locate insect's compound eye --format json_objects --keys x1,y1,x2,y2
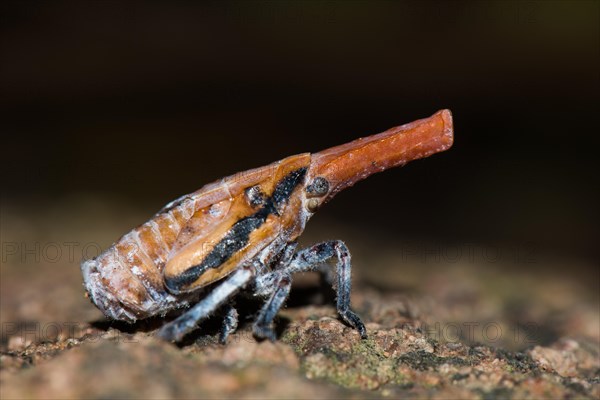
[
  {"x1": 305, "y1": 176, "x2": 330, "y2": 198},
  {"x1": 245, "y1": 185, "x2": 266, "y2": 207}
]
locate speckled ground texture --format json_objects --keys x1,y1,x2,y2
[{"x1": 1, "y1": 202, "x2": 598, "y2": 399}]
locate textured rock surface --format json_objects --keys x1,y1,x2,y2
[{"x1": 1, "y1": 205, "x2": 598, "y2": 399}]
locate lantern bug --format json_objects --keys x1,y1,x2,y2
[{"x1": 81, "y1": 110, "x2": 454, "y2": 342}]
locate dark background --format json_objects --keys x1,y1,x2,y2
[{"x1": 1, "y1": 1, "x2": 598, "y2": 266}]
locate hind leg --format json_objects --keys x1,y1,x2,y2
[
  {"x1": 157, "y1": 265, "x2": 254, "y2": 342},
  {"x1": 218, "y1": 304, "x2": 239, "y2": 344}
]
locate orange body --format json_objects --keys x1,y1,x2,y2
[{"x1": 81, "y1": 110, "x2": 453, "y2": 322}]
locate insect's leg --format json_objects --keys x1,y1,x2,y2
[
  {"x1": 252, "y1": 242, "x2": 297, "y2": 340},
  {"x1": 254, "y1": 242, "x2": 297, "y2": 297},
  {"x1": 271, "y1": 242, "x2": 298, "y2": 270},
  {"x1": 253, "y1": 273, "x2": 291, "y2": 341},
  {"x1": 156, "y1": 265, "x2": 254, "y2": 342},
  {"x1": 287, "y1": 240, "x2": 367, "y2": 339},
  {"x1": 219, "y1": 304, "x2": 239, "y2": 345}
]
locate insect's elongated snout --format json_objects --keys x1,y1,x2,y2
[{"x1": 308, "y1": 109, "x2": 453, "y2": 200}]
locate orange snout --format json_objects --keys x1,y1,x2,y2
[{"x1": 309, "y1": 109, "x2": 453, "y2": 200}]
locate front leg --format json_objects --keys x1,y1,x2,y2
[
  {"x1": 252, "y1": 240, "x2": 367, "y2": 341},
  {"x1": 252, "y1": 242, "x2": 296, "y2": 340},
  {"x1": 288, "y1": 240, "x2": 367, "y2": 338},
  {"x1": 253, "y1": 273, "x2": 291, "y2": 341}
]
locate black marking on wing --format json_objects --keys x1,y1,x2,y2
[
  {"x1": 271, "y1": 167, "x2": 307, "y2": 208},
  {"x1": 165, "y1": 167, "x2": 307, "y2": 293}
]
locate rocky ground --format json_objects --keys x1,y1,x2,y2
[{"x1": 1, "y1": 200, "x2": 598, "y2": 399}]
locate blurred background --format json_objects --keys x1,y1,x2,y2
[{"x1": 1, "y1": 1, "x2": 598, "y2": 330}]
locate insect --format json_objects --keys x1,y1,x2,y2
[{"x1": 81, "y1": 110, "x2": 454, "y2": 343}]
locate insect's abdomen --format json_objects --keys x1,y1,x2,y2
[{"x1": 81, "y1": 197, "x2": 198, "y2": 322}]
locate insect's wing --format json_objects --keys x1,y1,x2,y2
[{"x1": 163, "y1": 153, "x2": 311, "y2": 293}]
